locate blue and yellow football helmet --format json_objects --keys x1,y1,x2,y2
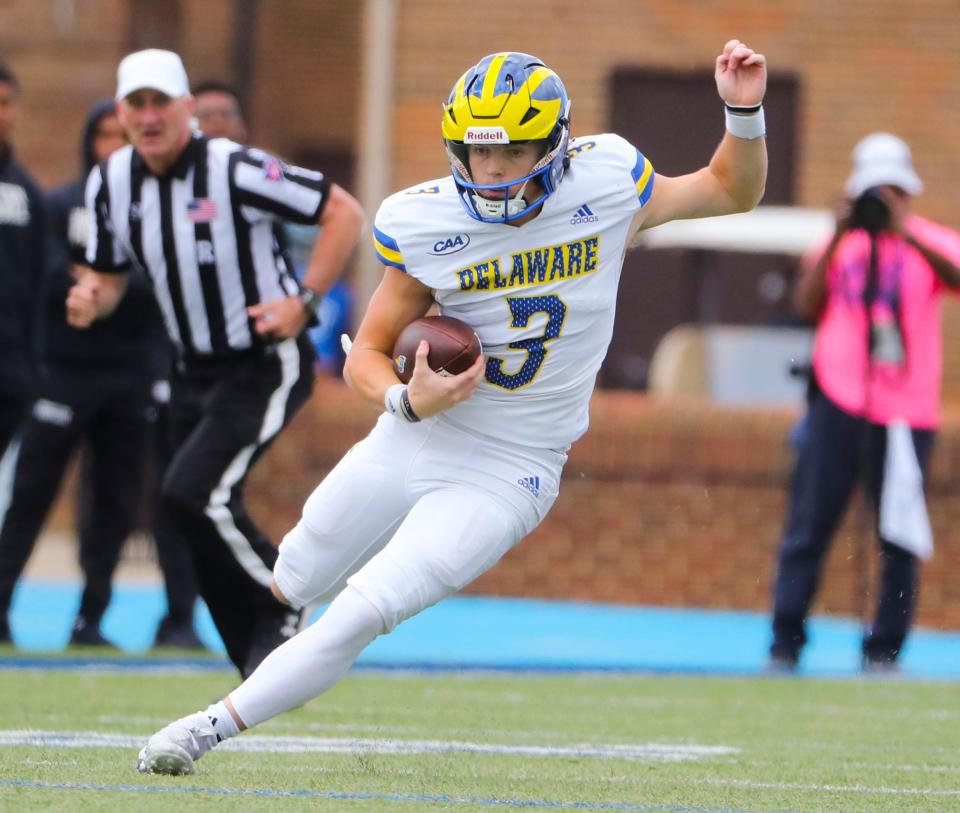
[{"x1": 442, "y1": 52, "x2": 571, "y2": 223}]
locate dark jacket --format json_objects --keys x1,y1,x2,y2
[
  {"x1": 40, "y1": 99, "x2": 167, "y2": 370},
  {"x1": 0, "y1": 141, "x2": 45, "y2": 399}
]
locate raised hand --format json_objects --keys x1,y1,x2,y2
[{"x1": 715, "y1": 39, "x2": 767, "y2": 107}]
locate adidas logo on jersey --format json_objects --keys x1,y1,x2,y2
[
  {"x1": 570, "y1": 203, "x2": 599, "y2": 224},
  {"x1": 517, "y1": 475, "x2": 541, "y2": 497}
]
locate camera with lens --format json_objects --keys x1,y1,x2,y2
[{"x1": 848, "y1": 187, "x2": 890, "y2": 233}]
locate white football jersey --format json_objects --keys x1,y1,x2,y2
[{"x1": 373, "y1": 132, "x2": 654, "y2": 449}]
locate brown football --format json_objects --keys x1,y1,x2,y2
[{"x1": 392, "y1": 315, "x2": 483, "y2": 384}]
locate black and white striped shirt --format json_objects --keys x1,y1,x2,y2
[{"x1": 85, "y1": 134, "x2": 327, "y2": 359}]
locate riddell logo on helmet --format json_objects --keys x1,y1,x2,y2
[{"x1": 464, "y1": 127, "x2": 509, "y2": 144}]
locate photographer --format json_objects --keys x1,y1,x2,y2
[{"x1": 768, "y1": 132, "x2": 960, "y2": 673}]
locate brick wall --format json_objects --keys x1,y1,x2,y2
[
  {"x1": 44, "y1": 378, "x2": 960, "y2": 629},
  {"x1": 6, "y1": 1, "x2": 960, "y2": 368},
  {"x1": 242, "y1": 381, "x2": 960, "y2": 631},
  {"x1": 4, "y1": 1, "x2": 960, "y2": 216},
  {"x1": 387, "y1": 0, "x2": 960, "y2": 224},
  {"x1": 0, "y1": 1, "x2": 360, "y2": 187},
  {"x1": 0, "y1": 0, "x2": 130, "y2": 186}
]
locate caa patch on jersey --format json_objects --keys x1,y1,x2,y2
[{"x1": 428, "y1": 233, "x2": 471, "y2": 256}]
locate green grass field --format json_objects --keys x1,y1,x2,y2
[{"x1": 0, "y1": 659, "x2": 957, "y2": 812}]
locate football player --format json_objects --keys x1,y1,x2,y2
[{"x1": 137, "y1": 39, "x2": 767, "y2": 775}]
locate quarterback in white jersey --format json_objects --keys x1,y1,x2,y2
[
  {"x1": 374, "y1": 132, "x2": 652, "y2": 448},
  {"x1": 137, "y1": 41, "x2": 768, "y2": 776}
]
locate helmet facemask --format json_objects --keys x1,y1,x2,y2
[
  {"x1": 442, "y1": 53, "x2": 571, "y2": 224},
  {"x1": 445, "y1": 129, "x2": 568, "y2": 223}
]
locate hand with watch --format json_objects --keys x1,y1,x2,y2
[
  {"x1": 246, "y1": 286, "x2": 324, "y2": 339},
  {"x1": 299, "y1": 286, "x2": 324, "y2": 328}
]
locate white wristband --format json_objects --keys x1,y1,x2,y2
[
  {"x1": 724, "y1": 105, "x2": 766, "y2": 140},
  {"x1": 384, "y1": 383, "x2": 420, "y2": 422}
]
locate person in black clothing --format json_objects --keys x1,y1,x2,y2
[
  {"x1": 147, "y1": 351, "x2": 206, "y2": 650},
  {"x1": 152, "y1": 78, "x2": 290, "y2": 650},
  {"x1": 0, "y1": 99, "x2": 168, "y2": 646},
  {"x1": 67, "y1": 50, "x2": 364, "y2": 677},
  {"x1": 0, "y1": 63, "x2": 45, "y2": 464},
  {"x1": 149, "y1": 79, "x2": 268, "y2": 651},
  {"x1": 148, "y1": 79, "x2": 253, "y2": 650}
]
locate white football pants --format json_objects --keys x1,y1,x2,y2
[
  {"x1": 274, "y1": 412, "x2": 565, "y2": 630},
  {"x1": 230, "y1": 413, "x2": 564, "y2": 728}
]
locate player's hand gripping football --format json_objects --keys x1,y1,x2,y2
[
  {"x1": 406, "y1": 340, "x2": 485, "y2": 419},
  {"x1": 715, "y1": 39, "x2": 766, "y2": 107}
]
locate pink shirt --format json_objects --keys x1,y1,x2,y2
[{"x1": 811, "y1": 215, "x2": 960, "y2": 429}]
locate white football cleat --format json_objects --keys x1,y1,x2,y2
[{"x1": 136, "y1": 711, "x2": 220, "y2": 775}]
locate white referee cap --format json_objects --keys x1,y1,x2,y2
[
  {"x1": 845, "y1": 132, "x2": 923, "y2": 198},
  {"x1": 116, "y1": 49, "x2": 190, "y2": 101}
]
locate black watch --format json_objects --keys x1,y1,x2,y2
[
  {"x1": 299, "y1": 286, "x2": 323, "y2": 328},
  {"x1": 300, "y1": 286, "x2": 323, "y2": 316}
]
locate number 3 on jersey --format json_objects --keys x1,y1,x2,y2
[{"x1": 485, "y1": 294, "x2": 567, "y2": 391}]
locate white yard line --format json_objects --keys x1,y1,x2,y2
[
  {"x1": 0, "y1": 729, "x2": 736, "y2": 763},
  {"x1": 747, "y1": 758, "x2": 960, "y2": 775},
  {"x1": 699, "y1": 777, "x2": 960, "y2": 797}
]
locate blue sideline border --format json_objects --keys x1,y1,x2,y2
[{"x1": 4, "y1": 580, "x2": 960, "y2": 678}]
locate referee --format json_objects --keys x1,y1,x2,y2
[{"x1": 66, "y1": 49, "x2": 364, "y2": 676}]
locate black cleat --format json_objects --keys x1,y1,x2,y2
[
  {"x1": 152, "y1": 616, "x2": 206, "y2": 650},
  {"x1": 68, "y1": 617, "x2": 117, "y2": 648},
  {"x1": 861, "y1": 653, "x2": 901, "y2": 677},
  {"x1": 763, "y1": 653, "x2": 799, "y2": 675}
]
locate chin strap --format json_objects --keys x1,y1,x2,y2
[{"x1": 471, "y1": 179, "x2": 531, "y2": 220}]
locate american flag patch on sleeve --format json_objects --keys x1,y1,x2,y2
[
  {"x1": 264, "y1": 159, "x2": 284, "y2": 181},
  {"x1": 186, "y1": 198, "x2": 218, "y2": 223}
]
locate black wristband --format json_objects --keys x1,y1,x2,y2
[
  {"x1": 724, "y1": 102, "x2": 763, "y2": 115},
  {"x1": 399, "y1": 387, "x2": 421, "y2": 423}
]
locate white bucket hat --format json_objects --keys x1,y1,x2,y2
[
  {"x1": 844, "y1": 132, "x2": 923, "y2": 198},
  {"x1": 116, "y1": 49, "x2": 190, "y2": 101}
]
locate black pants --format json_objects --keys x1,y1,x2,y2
[
  {"x1": 770, "y1": 392, "x2": 934, "y2": 663},
  {"x1": 0, "y1": 362, "x2": 151, "y2": 627},
  {"x1": 0, "y1": 398, "x2": 28, "y2": 461},
  {"x1": 162, "y1": 336, "x2": 314, "y2": 676},
  {"x1": 147, "y1": 386, "x2": 199, "y2": 629},
  {"x1": 0, "y1": 358, "x2": 33, "y2": 458}
]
